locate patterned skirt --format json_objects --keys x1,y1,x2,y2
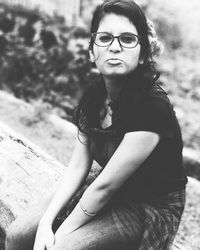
[
  {"x1": 54, "y1": 189, "x2": 185, "y2": 250},
  {"x1": 110, "y1": 189, "x2": 185, "y2": 250}
]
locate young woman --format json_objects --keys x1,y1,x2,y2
[{"x1": 5, "y1": 0, "x2": 188, "y2": 249}]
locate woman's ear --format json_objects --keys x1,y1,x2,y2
[
  {"x1": 139, "y1": 56, "x2": 144, "y2": 65},
  {"x1": 89, "y1": 50, "x2": 95, "y2": 62},
  {"x1": 138, "y1": 51, "x2": 145, "y2": 65}
]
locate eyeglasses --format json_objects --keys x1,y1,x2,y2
[{"x1": 91, "y1": 32, "x2": 140, "y2": 48}]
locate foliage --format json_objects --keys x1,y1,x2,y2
[{"x1": 0, "y1": 2, "x2": 92, "y2": 113}]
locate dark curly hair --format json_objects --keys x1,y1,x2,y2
[{"x1": 74, "y1": 0, "x2": 160, "y2": 137}]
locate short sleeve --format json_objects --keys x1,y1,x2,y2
[{"x1": 124, "y1": 97, "x2": 178, "y2": 139}]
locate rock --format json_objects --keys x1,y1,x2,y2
[
  {"x1": 183, "y1": 147, "x2": 200, "y2": 181},
  {"x1": 172, "y1": 177, "x2": 200, "y2": 250},
  {"x1": 0, "y1": 121, "x2": 65, "y2": 244}
]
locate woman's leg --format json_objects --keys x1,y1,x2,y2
[
  {"x1": 48, "y1": 190, "x2": 185, "y2": 250},
  {"x1": 5, "y1": 195, "x2": 55, "y2": 250},
  {"x1": 5, "y1": 184, "x2": 85, "y2": 250},
  {"x1": 50, "y1": 203, "x2": 144, "y2": 250},
  {"x1": 137, "y1": 190, "x2": 185, "y2": 250}
]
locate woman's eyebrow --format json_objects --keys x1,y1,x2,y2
[{"x1": 97, "y1": 31, "x2": 137, "y2": 35}]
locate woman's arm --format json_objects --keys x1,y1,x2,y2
[
  {"x1": 55, "y1": 131, "x2": 160, "y2": 238},
  {"x1": 39, "y1": 133, "x2": 93, "y2": 226}
]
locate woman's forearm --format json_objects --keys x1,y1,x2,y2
[
  {"x1": 55, "y1": 186, "x2": 113, "y2": 237},
  {"x1": 40, "y1": 165, "x2": 90, "y2": 226},
  {"x1": 39, "y1": 134, "x2": 93, "y2": 226}
]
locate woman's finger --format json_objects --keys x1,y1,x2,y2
[
  {"x1": 45, "y1": 230, "x2": 55, "y2": 248},
  {"x1": 33, "y1": 241, "x2": 46, "y2": 250}
]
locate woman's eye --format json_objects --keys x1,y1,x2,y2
[
  {"x1": 99, "y1": 35, "x2": 112, "y2": 43},
  {"x1": 120, "y1": 35, "x2": 136, "y2": 44}
]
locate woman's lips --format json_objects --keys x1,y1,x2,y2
[{"x1": 106, "y1": 59, "x2": 123, "y2": 65}]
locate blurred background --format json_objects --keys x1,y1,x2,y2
[{"x1": 0, "y1": 0, "x2": 200, "y2": 166}]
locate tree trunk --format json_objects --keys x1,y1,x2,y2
[{"x1": 0, "y1": 121, "x2": 65, "y2": 237}]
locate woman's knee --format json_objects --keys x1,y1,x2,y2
[
  {"x1": 6, "y1": 214, "x2": 39, "y2": 249},
  {"x1": 5, "y1": 203, "x2": 46, "y2": 250},
  {"x1": 5, "y1": 228, "x2": 21, "y2": 250},
  {"x1": 5, "y1": 222, "x2": 35, "y2": 250},
  {"x1": 50, "y1": 232, "x2": 89, "y2": 250}
]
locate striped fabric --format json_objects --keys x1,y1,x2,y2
[
  {"x1": 110, "y1": 189, "x2": 185, "y2": 250},
  {"x1": 55, "y1": 189, "x2": 185, "y2": 250}
]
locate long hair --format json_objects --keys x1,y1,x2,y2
[{"x1": 74, "y1": 0, "x2": 160, "y2": 137}]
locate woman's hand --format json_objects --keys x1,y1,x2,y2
[{"x1": 33, "y1": 222, "x2": 55, "y2": 250}]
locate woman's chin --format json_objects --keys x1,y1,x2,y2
[
  {"x1": 102, "y1": 67, "x2": 127, "y2": 76},
  {"x1": 103, "y1": 70, "x2": 131, "y2": 78}
]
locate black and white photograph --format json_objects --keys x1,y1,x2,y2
[{"x1": 0, "y1": 0, "x2": 200, "y2": 249}]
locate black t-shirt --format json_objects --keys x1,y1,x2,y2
[{"x1": 88, "y1": 86, "x2": 188, "y2": 202}]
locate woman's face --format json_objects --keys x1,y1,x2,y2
[{"x1": 91, "y1": 13, "x2": 141, "y2": 78}]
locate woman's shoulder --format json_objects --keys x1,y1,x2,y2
[
  {"x1": 124, "y1": 83, "x2": 181, "y2": 137},
  {"x1": 147, "y1": 83, "x2": 170, "y2": 104},
  {"x1": 139, "y1": 83, "x2": 174, "y2": 114},
  {"x1": 125, "y1": 82, "x2": 177, "y2": 125}
]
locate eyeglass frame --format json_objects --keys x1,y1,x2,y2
[{"x1": 91, "y1": 32, "x2": 141, "y2": 49}]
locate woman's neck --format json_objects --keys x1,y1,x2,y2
[
  {"x1": 103, "y1": 75, "x2": 126, "y2": 103},
  {"x1": 103, "y1": 71, "x2": 136, "y2": 103}
]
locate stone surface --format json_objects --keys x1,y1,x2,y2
[{"x1": 0, "y1": 121, "x2": 65, "y2": 235}]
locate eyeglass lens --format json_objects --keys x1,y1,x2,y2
[{"x1": 93, "y1": 32, "x2": 139, "y2": 48}]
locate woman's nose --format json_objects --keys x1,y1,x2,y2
[{"x1": 108, "y1": 38, "x2": 122, "y2": 52}]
